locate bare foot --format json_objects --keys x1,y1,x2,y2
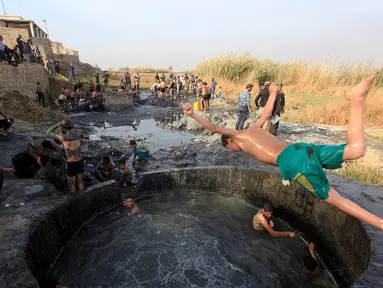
[{"x1": 345, "y1": 71, "x2": 379, "y2": 102}]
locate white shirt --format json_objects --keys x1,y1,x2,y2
[{"x1": 0, "y1": 41, "x2": 4, "y2": 51}]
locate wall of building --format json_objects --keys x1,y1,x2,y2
[
  {"x1": 0, "y1": 27, "x2": 29, "y2": 47},
  {"x1": 30, "y1": 37, "x2": 53, "y2": 60},
  {"x1": 0, "y1": 63, "x2": 50, "y2": 98}
]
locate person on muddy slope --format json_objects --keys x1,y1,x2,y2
[
  {"x1": 0, "y1": 110, "x2": 14, "y2": 136},
  {"x1": 253, "y1": 203, "x2": 295, "y2": 237},
  {"x1": 182, "y1": 72, "x2": 383, "y2": 232},
  {"x1": 115, "y1": 159, "x2": 133, "y2": 186},
  {"x1": 130, "y1": 140, "x2": 150, "y2": 163},
  {"x1": 47, "y1": 119, "x2": 84, "y2": 194},
  {"x1": 121, "y1": 197, "x2": 141, "y2": 215},
  {"x1": 93, "y1": 155, "x2": 115, "y2": 182}
]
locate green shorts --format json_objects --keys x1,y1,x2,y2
[{"x1": 276, "y1": 143, "x2": 346, "y2": 200}]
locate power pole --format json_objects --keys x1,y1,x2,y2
[
  {"x1": 42, "y1": 20, "x2": 49, "y2": 38},
  {"x1": 1, "y1": 0, "x2": 6, "y2": 14}
]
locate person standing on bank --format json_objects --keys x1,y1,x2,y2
[
  {"x1": 211, "y1": 78, "x2": 217, "y2": 99},
  {"x1": 47, "y1": 119, "x2": 84, "y2": 194},
  {"x1": 36, "y1": 82, "x2": 45, "y2": 107},
  {"x1": 235, "y1": 84, "x2": 253, "y2": 130},
  {"x1": 275, "y1": 82, "x2": 285, "y2": 134},
  {"x1": 16, "y1": 35, "x2": 24, "y2": 61}
]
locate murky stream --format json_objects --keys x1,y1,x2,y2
[{"x1": 50, "y1": 192, "x2": 337, "y2": 288}]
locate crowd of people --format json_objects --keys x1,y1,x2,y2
[
  {"x1": 0, "y1": 34, "x2": 44, "y2": 66},
  {"x1": 235, "y1": 81, "x2": 285, "y2": 135},
  {"x1": 149, "y1": 73, "x2": 223, "y2": 105}
]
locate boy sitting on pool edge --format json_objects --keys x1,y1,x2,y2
[{"x1": 182, "y1": 72, "x2": 383, "y2": 232}]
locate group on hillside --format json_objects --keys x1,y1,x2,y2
[{"x1": 0, "y1": 34, "x2": 44, "y2": 66}]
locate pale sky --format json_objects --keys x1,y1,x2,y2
[{"x1": 3, "y1": 0, "x2": 382, "y2": 70}]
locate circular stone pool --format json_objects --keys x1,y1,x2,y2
[{"x1": 50, "y1": 192, "x2": 336, "y2": 288}]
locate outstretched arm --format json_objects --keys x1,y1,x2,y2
[
  {"x1": 182, "y1": 103, "x2": 241, "y2": 137},
  {"x1": 309, "y1": 243, "x2": 319, "y2": 262},
  {"x1": 252, "y1": 85, "x2": 280, "y2": 128},
  {"x1": 46, "y1": 121, "x2": 64, "y2": 135},
  {"x1": 259, "y1": 215, "x2": 295, "y2": 237}
]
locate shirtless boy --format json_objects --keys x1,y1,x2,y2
[
  {"x1": 121, "y1": 198, "x2": 141, "y2": 215},
  {"x1": 253, "y1": 203, "x2": 295, "y2": 237},
  {"x1": 182, "y1": 72, "x2": 383, "y2": 232}
]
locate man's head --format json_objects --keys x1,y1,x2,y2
[
  {"x1": 276, "y1": 82, "x2": 284, "y2": 88},
  {"x1": 264, "y1": 81, "x2": 271, "y2": 87},
  {"x1": 103, "y1": 156, "x2": 111, "y2": 164},
  {"x1": 262, "y1": 203, "x2": 274, "y2": 217},
  {"x1": 0, "y1": 35, "x2": 3, "y2": 41},
  {"x1": 37, "y1": 82, "x2": 40, "y2": 85},
  {"x1": 246, "y1": 84, "x2": 253, "y2": 92},
  {"x1": 212, "y1": 78, "x2": 215, "y2": 81},
  {"x1": 304, "y1": 256, "x2": 318, "y2": 272},
  {"x1": 18, "y1": 35, "x2": 22, "y2": 39},
  {"x1": 118, "y1": 159, "x2": 126, "y2": 169},
  {"x1": 124, "y1": 198, "x2": 135, "y2": 209},
  {"x1": 130, "y1": 140, "x2": 137, "y2": 148},
  {"x1": 221, "y1": 135, "x2": 242, "y2": 152}
]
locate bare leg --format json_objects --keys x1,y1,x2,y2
[
  {"x1": 343, "y1": 72, "x2": 379, "y2": 160},
  {"x1": 76, "y1": 173, "x2": 84, "y2": 193},
  {"x1": 67, "y1": 176, "x2": 76, "y2": 193},
  {"x1": 326, "y1": 188, "x2": 383, "y2": 231}
]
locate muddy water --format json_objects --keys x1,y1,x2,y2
[
  {"x1": 50, "y1": 192, "x2": 337, "y2": 288},
  {"x1": 89, "y1": 118, "x2": 193, "y2": 154}
]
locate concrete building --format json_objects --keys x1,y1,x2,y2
[{"x1": 0, "y1": 14, "x2": 48, "y2": 39}]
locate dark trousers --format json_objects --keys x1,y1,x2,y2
[
  {"x1": 37, "y1": 92, "x2": 45, "y2": 107},
  {"x1": 235, "y1": 106, "x2": 249, "y2": 130}
]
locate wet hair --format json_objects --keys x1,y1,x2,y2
[
  {"x1": 304, "y1": 256, "x2": 318, "y2": 271},
  {"x1": 264, "y1": 203, "x2": 274, "y2": 213},
  {"x1": 130, "y1": 140, "x2": 137, "y2": 146},
  {"x1": 118, "y1": 159, "x2": 125, "y2": 165},
  {"x1": 39, "y1": 155, "x2": 50, "y2": 166},
  {"x1": 103, "y1": 156, "x2": 110, "y2": 164},
  {"x1": 221, "y1": 135, "x2": 230, "y2": 147}
]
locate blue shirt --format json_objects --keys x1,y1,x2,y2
[{"x1": 238, "y1": 90, "x2": 251, "y2": 107}]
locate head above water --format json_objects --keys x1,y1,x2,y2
[
  {"x1": 304, "y1": 256, "x2": 318, "y2": 272},
  {"x1": 124, "y1": 198, "x2": 135, "y2": 209},
  {"x1": 263, "y1": 203, "x2": 274, "y2": 217}
]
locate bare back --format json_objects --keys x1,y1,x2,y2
[{"x1": 234, "y1": 127, "x2": 286, "y2": 165}]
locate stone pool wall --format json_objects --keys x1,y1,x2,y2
[
  {"x1": 0, "y1": 179, "x2": 120, "y2": 288},
  {"x1": 136, "y1": 166, "x2": 376, "y2": 287},
  {"x1": 0, "y1": 166, "x2": 380, "y2": 287}
]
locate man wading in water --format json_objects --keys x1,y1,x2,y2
[
  {"x1": 47, "y1": 119, "x2": 84, "y2": 194},
  {"x1": 182, "y1": 72, "x2": 383, "y2": 232}
]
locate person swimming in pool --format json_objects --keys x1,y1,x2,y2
[
  {"x1": 182, "y1": 72, "x2": 383, "y2": 232},
  {"x1": 253, "y1": 203, "x2": 295, "y2": 237},
  {"x1": 121, "y1": 198, "x2": 140, "y2": 215}
]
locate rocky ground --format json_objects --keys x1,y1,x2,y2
[{"x1": 1, "y1": 91, "x2": 382, "y2": 187}]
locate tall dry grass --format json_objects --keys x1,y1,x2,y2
[
  {"x1": 196, "y1": 53, "x2": 383, "y2": 128},
  {"x1": 196, "y1": 53, "x2": 383, "y2": 95}
]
